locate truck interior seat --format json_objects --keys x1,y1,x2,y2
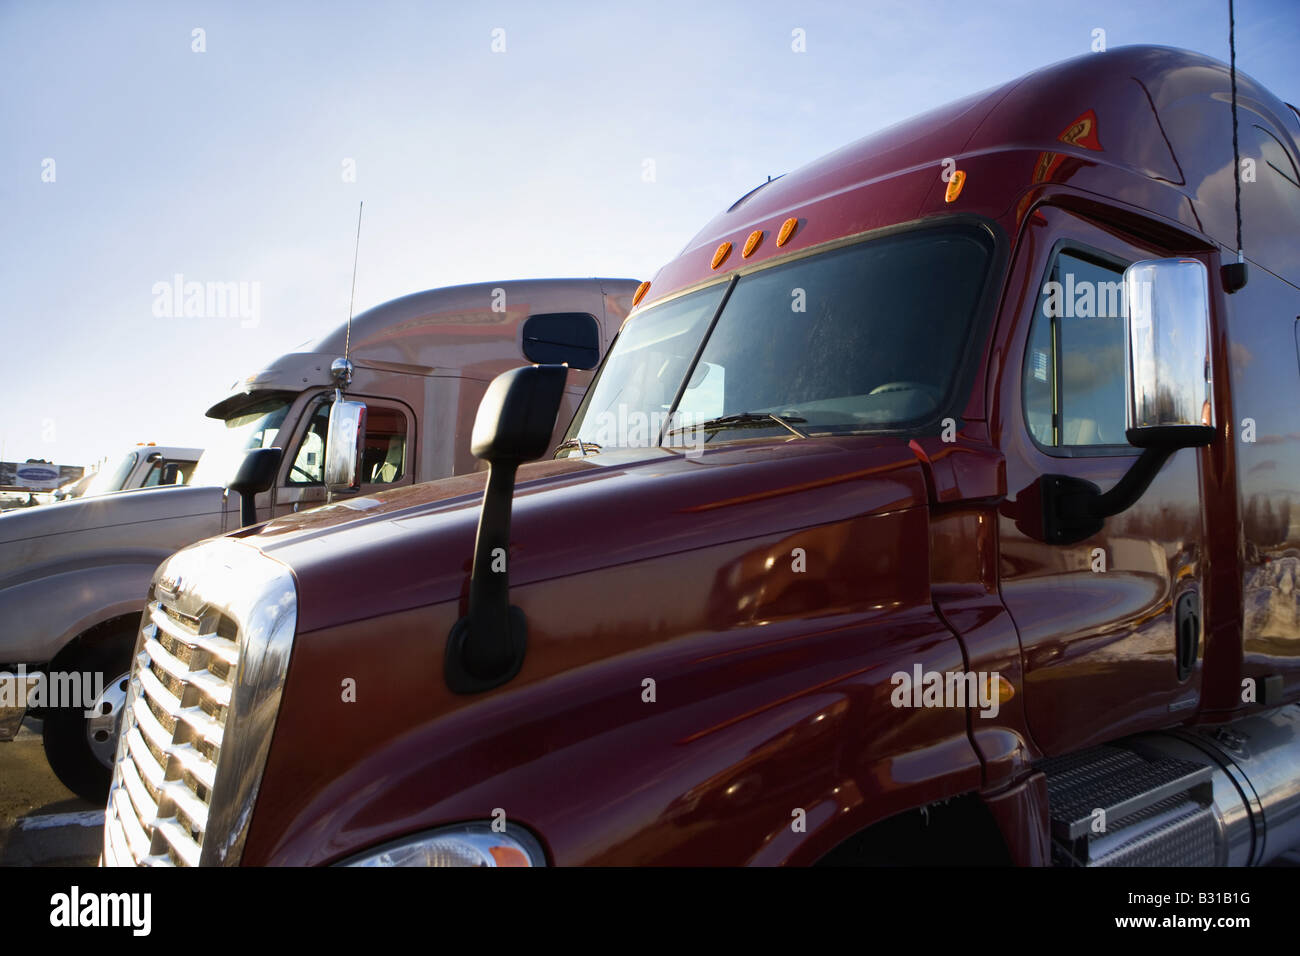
[{"x1": 1062, "y1": 417, "x2": 1100, "y2": 445}]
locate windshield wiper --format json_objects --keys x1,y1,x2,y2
[
  {"x1": 664, "y1": 411, "x2": 809, "y2": 440},
  {"x1": 554, "y1": 438, "x2": 602, "y2": 457}
]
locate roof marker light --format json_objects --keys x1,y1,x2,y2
[
  {"x1": 633, "y1": 280, "x2": 650, "y2": 306},
  {"x1": 742, "y1": 230, "x2": 763, "y2": 258},
  {"x1": 776, "y1": 218, "x2": 798, "y2": 247},
  {"x1": 711, "y1": 241, "x2": 733, "y2": 270},
  {"x1": 944, "y1": 170, "x2": 966, "y2": 203}
]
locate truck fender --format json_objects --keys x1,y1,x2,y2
[{"x1": 1, "y1": 557, "x2": 162, "y2": 665}]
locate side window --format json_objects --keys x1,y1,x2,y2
[
  {"x1": 287, "y1": 401, "x2": 409, "y2": 486},
  {"x1": 287, "y1": 403, "x2": 330, "y2": 485},
  {"x1": 141, "y1": 459, "x2": 197, "y2": 487},
  {"x1": 1023, "y1": 249, "x2": 1129, "y2": 449},
  {"x1": 360, "y1": 407, "x2": 407, "y2": 484}
]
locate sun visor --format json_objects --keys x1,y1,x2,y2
[{"x1": 205, "y1": 352, "x2": 338, "y2": 419}]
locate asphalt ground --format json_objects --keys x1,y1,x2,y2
[{"x1": 0, "y1": 718, "x2": 102, "y2": 866}]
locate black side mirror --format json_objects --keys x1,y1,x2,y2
[
  {"x1": 445, "y1": 364, "x2": 569, "y2": 693},
  {"x1": 228, "y1": 447, "x2": 283, "y2": 528},
  {"x1": 161, "y1": 462, "x2": 182, "y2": 485},
  {"x1": 521, "y1": 312, "x2": 601, "y2": 370}
]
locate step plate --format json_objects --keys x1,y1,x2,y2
[
  {"x1": 1089, "y1": 795, "x2": 1218, "y2": 867},
  {"x1": 1038, "y1": 745, "x2": 1215, "y2": 841}
]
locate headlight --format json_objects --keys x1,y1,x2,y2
[{"x1": 341, "y1": 823, "x2": 547, "y2": 867}]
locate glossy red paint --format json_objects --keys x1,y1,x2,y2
[
  {"x1": 223, "y1": 46, "x2": 1300, "y2": 865},
  {"x1": 982, "y1": 772, "x2": 1051, "y2": 867},
  {"x1": 243, "y1": 438, "x2": 985, "y2": 864}
]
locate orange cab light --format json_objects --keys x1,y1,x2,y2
[
  {"x1": 776, "y1": 217, "x2": 798, "y2": 247},
  {"x1": 742, "y1": 230, "x2": 763, "y2": 258},
  {"x1": 944, "y1": 170, "x2": 966, "y2": 203},
  {"x1": 633, "y1": 280, "x2": 650, "y2": 306},
  {"x1": 711, "y1": 241, "x2": 733, "y2": 270}
]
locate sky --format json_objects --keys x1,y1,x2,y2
[{"x1": 1, "y1": 0, "x2": 1297, "y2": 472}]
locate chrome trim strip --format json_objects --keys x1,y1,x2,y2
[
  {"x1": 198, "y1": 550, "x2": 297, "y2": 866},
  {"x1": 112, "y1": 788, "x2": 152, "y2": 862},
  {"x1": 136, "y1": 665, "x2": 224, "y2": 747},
  {"x1": 149, "y1": 604, "x2": 239, "y2": 667},
  {"x1": 125, "y1": 727, "x2": 165, "y2": 793},
  {"x1": 160, "y1": 778, "x2": 209, "y2": 832},
  {"x1": 130, "y1": 696, "x2": 171, "y2": 756},
  {"x1": 168, "y1": 741, "x2": 218, "y2": 791},
  {"x1": 154, "y1": 816, "x2": 201, "y2": 866},
  {"x1": 144, "y1": 636, "x2": 232, "y2": 708},
  {"x1": 119, "y1": 750, "x2": 159, "y2": 825}
]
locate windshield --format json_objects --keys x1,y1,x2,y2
[
  {"x1": 562, "y1": 224, "x2": 995, "y2": 452},
  {"x1": 190, "y1": 397, "x2": 292, "y2": 487},
  {"x1": 83, "y1": 451, "x2": 138, "y2": 497}
]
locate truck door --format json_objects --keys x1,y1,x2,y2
[
  {"x1": 272, "y1": 394, "x2": 416, "y2": 517},
  {"x1": 996, "y1": 206, "x2": 1208, "y2": 755}
]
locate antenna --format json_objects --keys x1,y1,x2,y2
[
  {"x1": 326, "y1": 202, "x2": 364, "y2": 508},
  {"x1": 345, "y1": 200, "x2": 363, "y2": 359},
  {"x1": 331, "y1": 201, "x2": 362, "y2": 393},
  {"x1": 1222, "y1": 0, "x2": 1249, "y2": 293}
]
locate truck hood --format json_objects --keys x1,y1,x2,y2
[
  {"x1": 241, "y1": 436, "x2": 932, "y2": 633},
  {"x1": 0, "y1": 484, "x2": 227, "y2": 545}
]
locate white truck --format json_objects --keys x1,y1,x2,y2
[
  {"x1": 0, "y1": 278, "x2": 636, "y2": 799},
  {"x1": 65, "y1": 446, "x2": 204, "y2": 501}
]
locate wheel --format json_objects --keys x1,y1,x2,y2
[{"x1": 42, "y1": 624, "x2": 137, "y2": 802}]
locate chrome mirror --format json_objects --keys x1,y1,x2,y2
[{"x1": 1124, "y1": 258, "x2": 1215, "y2": 448}]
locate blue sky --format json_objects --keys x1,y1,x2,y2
[{"x1": 1, "y1": 0, "x2": 1296, "y2": 471}]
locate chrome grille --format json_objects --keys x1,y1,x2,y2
[
  {"x1": 105, "y1": 601, "x2": 237, "y2": 866},
  {"x1": 102, "y1": 537, "x2": 299, "y2": 868}
]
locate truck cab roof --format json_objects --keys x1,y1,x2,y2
[
  {"x1": 206, "y1": 277, "x2": 638, "y2": 419},
  {"x1": 646, "y1": 45, "x2": 1300, "y2": 308}
]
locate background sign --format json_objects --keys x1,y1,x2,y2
[{"x1": 0, "y1": 461, "x2": 86, "y2": 492}]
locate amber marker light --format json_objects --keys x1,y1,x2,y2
[
  {"x1": 987, "y1": 674, "x2": 1015, "y2": 704},
  {"x1": 742, "y1": 230, "x2": 763, "y2": 258},
  {"x1": 488, "y1": 845, "x2": 531, "y2": 867},
  {"x1": 776, "y1": 217, "x2": 798, "y2": 247},
  {"x1": 711, "y1": 241, "x2": 733, "y2": 269},
  {"x1": 633, "y1": 280, "x2": 650, "y2": 306},
  {"x1": 945, "y1": 170, "x2": 967, "y2": 203}
]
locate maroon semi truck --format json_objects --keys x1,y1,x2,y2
[{"x1": 105, "y1": 46, "x2": 1300, "y2": 867}]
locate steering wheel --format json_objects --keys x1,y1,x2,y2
[{"x1": 289, "y1": 465, "x2": 318, "y2": 483}]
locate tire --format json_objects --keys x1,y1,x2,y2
[{"x1": 42, "y1": 624, "x2": 137, "y2": 802}]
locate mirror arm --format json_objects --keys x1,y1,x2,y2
[
  {"x1": 1073, "y1": 445, "x2": 1175, "y2": 520},
  {"x1": 1041, "y1": 445, "x2": 1177, "y2": 545},
  {"x1": 444, "y1": 459, "x2": 529, "y2": 693},
  {"x1": 463, "y1": 461, "x2": 522, "y2": 674}
]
